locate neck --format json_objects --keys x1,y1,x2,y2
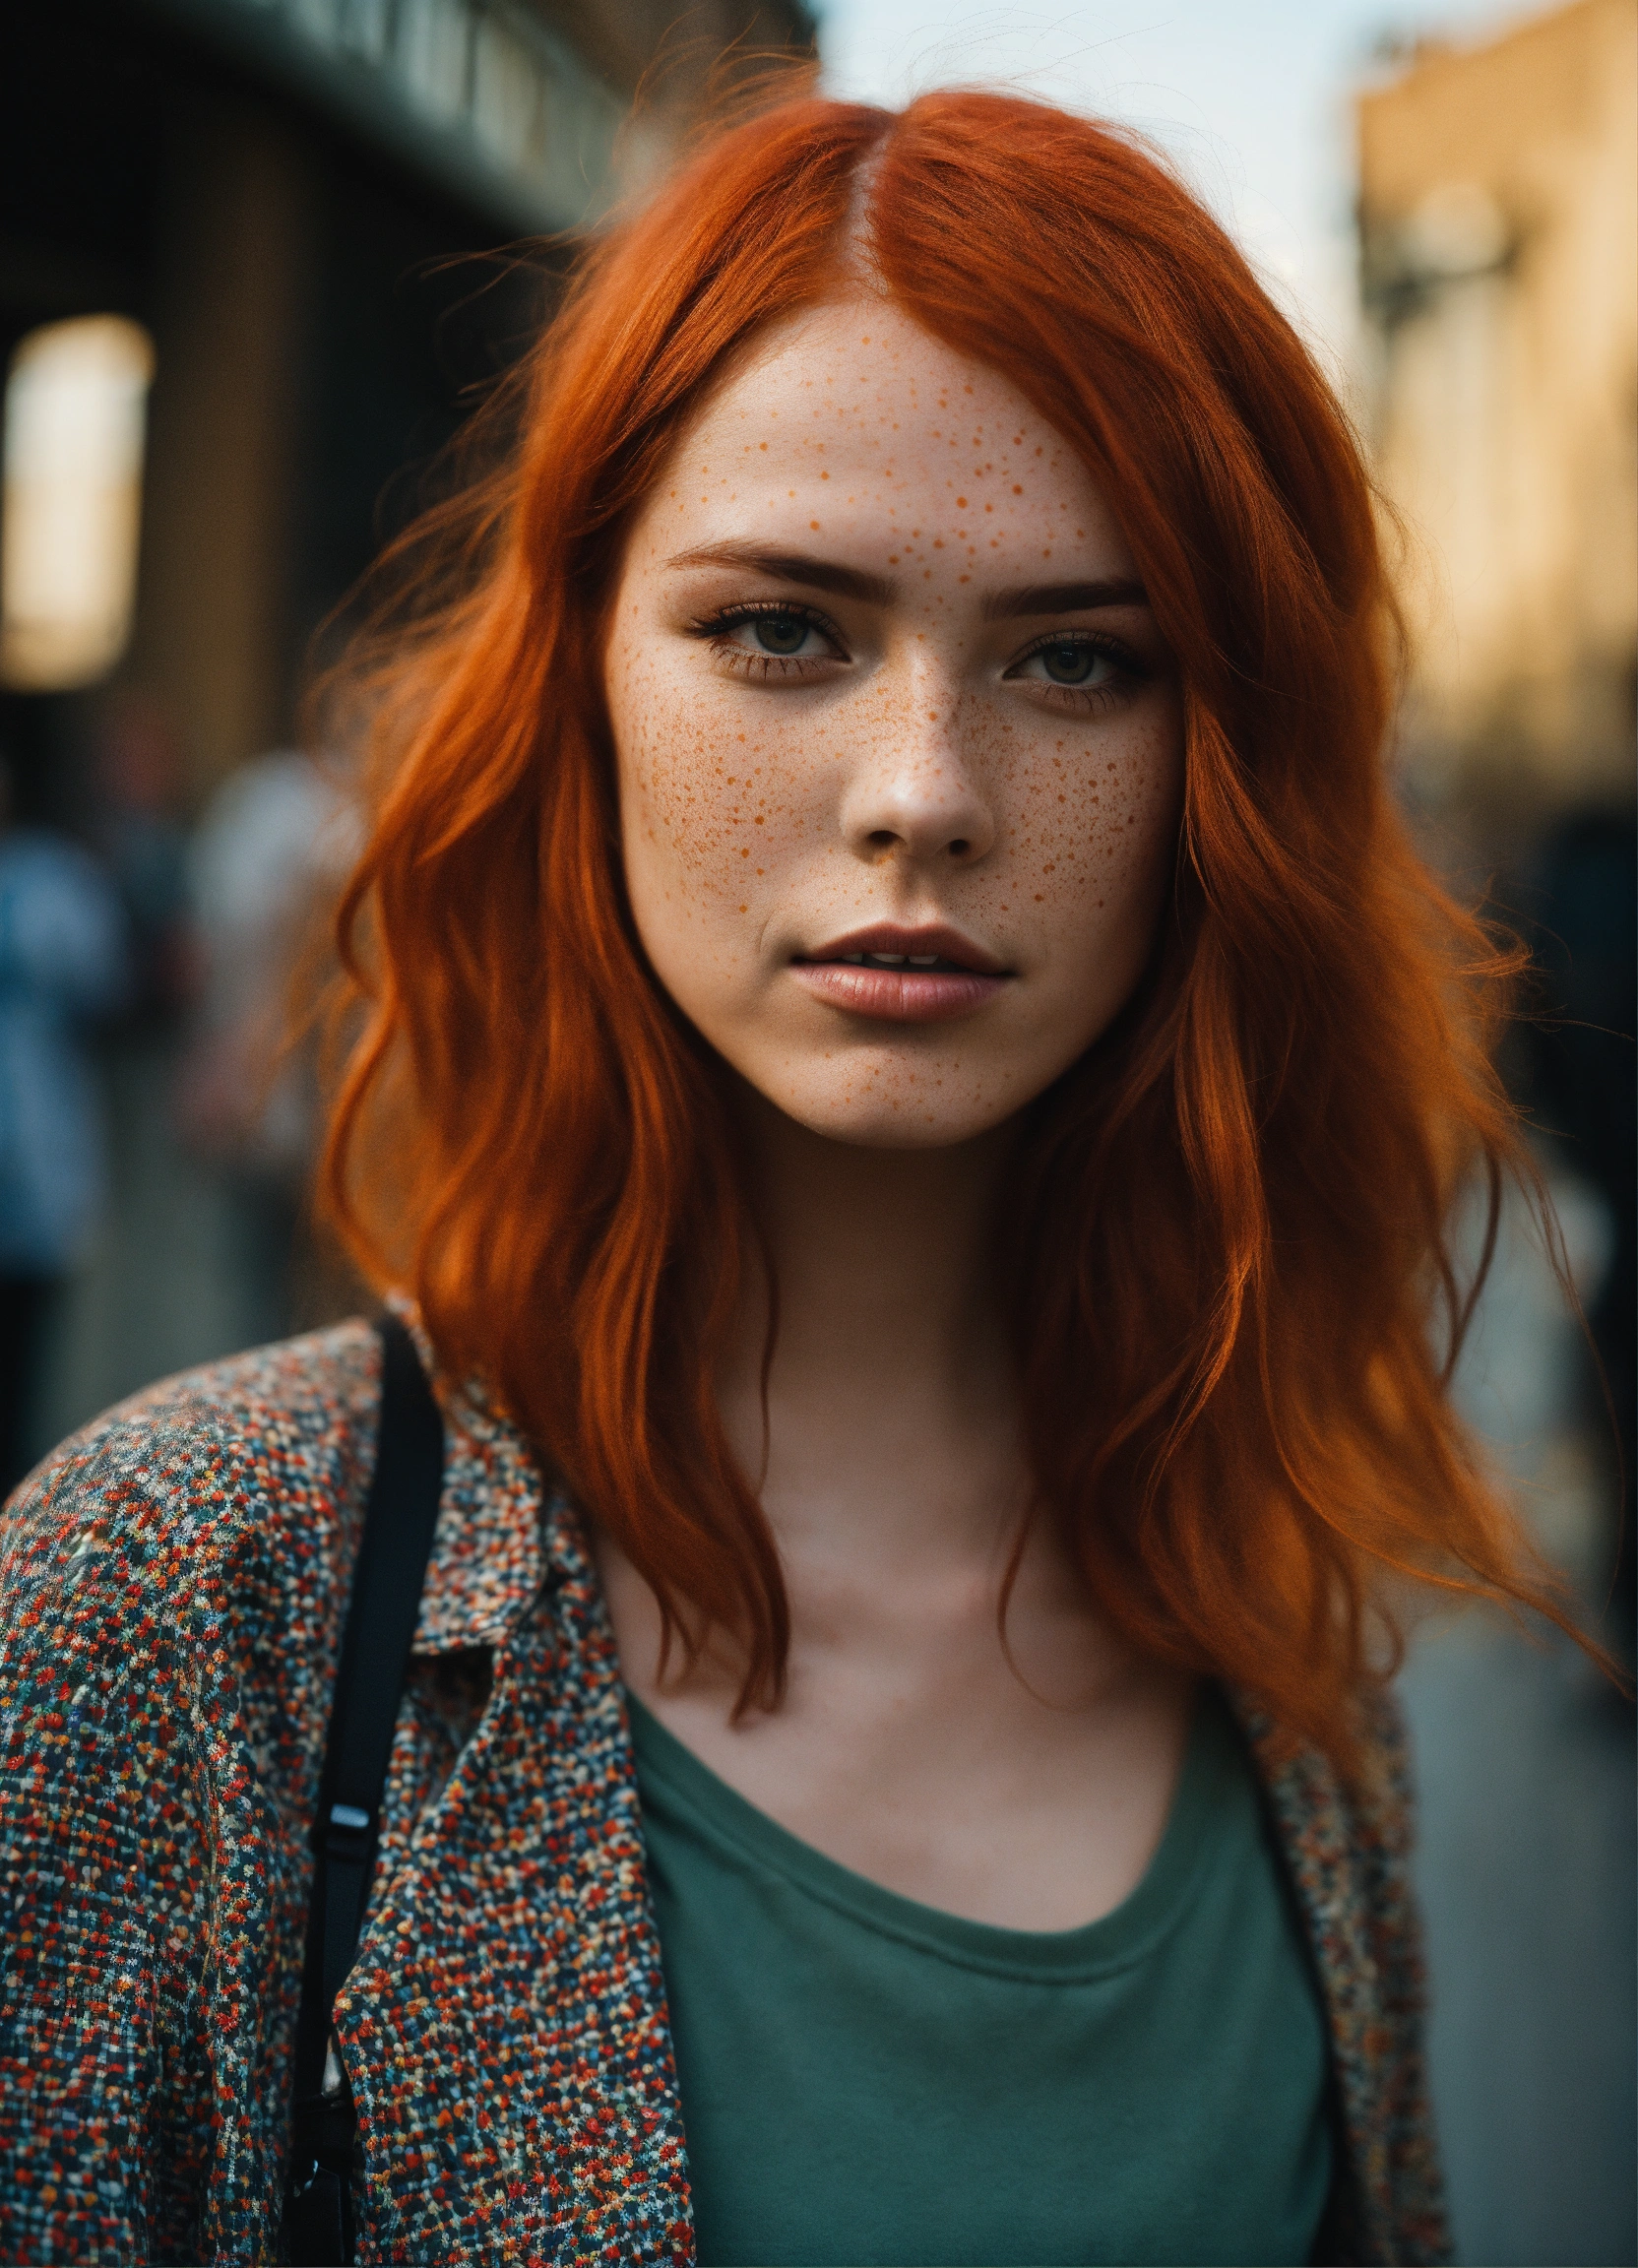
[{"x1": 718, "y1": 1086, "x2": 1024, "y2": 1559}]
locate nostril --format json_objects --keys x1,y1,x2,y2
[
  {"x1": 948, "y1": 838, "x2": 970, "y2": 857},
  {"x1": 866, "y1": 829, "x2": 896, "y2": 849}
]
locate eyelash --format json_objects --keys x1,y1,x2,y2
[
  {"x1": 689, "y1": 601, "x2": 1148, "y2": 711},
  {"x1": 690, "y1": 601, "x2": 847, "y2": 681},
  {"x1": 1005, "y1": 630, "x2": 1150, "y2": 713}
]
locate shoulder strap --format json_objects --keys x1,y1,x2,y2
[{"x1": 284, "y1": 1312, "x2": 446, "y2": 2267}]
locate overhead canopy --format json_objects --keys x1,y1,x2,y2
[{"x1": 136, "y1": 0, "x2": 626, "y2": 237}]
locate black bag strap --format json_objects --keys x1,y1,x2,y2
[{"x1": 283, "y1": 1312, "x2": 445, "y2": 2267}]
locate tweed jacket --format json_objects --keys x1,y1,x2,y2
[{"x1": 0, "y1": 1319, "x2": 1451, "y2": 2266}]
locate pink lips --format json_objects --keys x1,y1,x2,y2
[{"x1": 790, "y1": 923, "x2": 1010, "y2": 1024}]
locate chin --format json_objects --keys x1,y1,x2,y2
[{"x1": 762, "y1": 1073, "x2": 1022, "y2": 1153}]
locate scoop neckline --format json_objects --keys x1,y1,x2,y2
[{"x1": 625, "y1": 1680, "x2": 1237, "y2": 1984}]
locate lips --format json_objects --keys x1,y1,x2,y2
[{"x1": 790, "y1": 922, "x2": 1010, "y2": 1023}]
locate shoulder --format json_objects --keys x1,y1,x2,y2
[
  {"x1": 1241, "y1": 1681, "x2": 1416, "y2": 1890},
  {"x1": 1231, "y1": 1680, "x2": 1424, "y2": 2041},
  {"x1": 0, "y1": 1321, "x2": 383, "y2": 1721},
  {"x1": 1230, "y1": 1680, "x2": 1451, "y2": 2264},
  {"x1": 0, "y1": 1326, "x2": 391, "y2": 2261}
]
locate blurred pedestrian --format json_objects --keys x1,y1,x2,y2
[
  {"x1": 1527, "y1": 806, "x2": 1638, "y2": 1659},
  {"x1": 90, "y1": 687, "x2": 196, "y2": 1026},
  {"x1": 175, "y1": 747, "x2": 355, "y2": 1343},
  {"x1": 0, "y1": 752, "x2": 127, "y2": 1490}
]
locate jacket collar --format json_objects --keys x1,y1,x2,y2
[{"x1": 393, "y1": 1297, "x2": 589, "y2": 1654}]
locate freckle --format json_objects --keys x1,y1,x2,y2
[
  {"x1": 738, "y1": 903, "x2": 748, "y2": 912},
  {"x1": 956, "y1": 497, "x2": 968, "y2": 509},
  {"x1": 888, "y1": 554, "x2": 899, "y2": 564},
  {"x1": 820, "y1": 472, "x2": 829, "y2": 479},
  {"x1": 984, "y1": 504, "x2": 993, "y2": 513},
  {"x1": 958, "y1": 574, "x2": 970, "y2": 583},
  {"x1": 1012, "y1": 485, "x2": 1023, "y2": 495},
  {"x1": 740, "y1": 849, "x2": 750, "y2": 858},
  {"x1": 811, "y1": 520, "x2": 821, "y2": 530}
]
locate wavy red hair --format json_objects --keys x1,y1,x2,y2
[{"x1": 322, "y1": 89, "x2": 1586, "y2": 1767}]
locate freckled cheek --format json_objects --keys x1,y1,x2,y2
[
  {"x1": 620, "y1": 701, "x2": 827, "y2": 908},
  {"x1": 1009, "y1": 722, "x2": 1182, "y2": 927}
]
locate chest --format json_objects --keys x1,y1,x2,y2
[
  {"x1": 603, "y1": 1537, "x2": 1198, "y2": 1930},
  {"x1": 306, "y1": 1500, "x2": 1414, "y2": 2266},
  {"x1": 632, "y1": 1683, "x2": 1335, "y2": 2268}
]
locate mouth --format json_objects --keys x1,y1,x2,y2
[{"x1": 790, "y1": 923, "x2": 1011, "y2": 1024}]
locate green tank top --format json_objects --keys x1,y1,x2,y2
[{"x1": 629, "y1": 1682, "x2": 1333, "y2": 2268}]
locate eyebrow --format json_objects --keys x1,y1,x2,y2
[
  {"x1": 664, "y1": 544, "x2": 896, "y2": 606},
  {"x1": 981, "y1": 579, "x2": 1148, "y2": 619},
  {"x1": 664, "y1": 542, "x2": 1148, "y2": 618}
]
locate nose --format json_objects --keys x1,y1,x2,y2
[{"x1": 838, "y1": 693, "x2": 996, "y2": 868}]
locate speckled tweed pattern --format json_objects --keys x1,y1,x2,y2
[{"x1": 0, "y1": 1319, "x2": 1451, "y2": 2266}]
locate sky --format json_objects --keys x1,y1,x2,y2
[{"x1": 814, "y1": 0, "x2": 1537, "y2": 375}]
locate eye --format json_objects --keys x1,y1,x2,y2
[
  {"x1": 694, "y1": 600, "x2": 848, "y2": 677},
  {"x1": 1040, "y1": 641, "x2": 1102, "y2": 685},
  {"x1": 745, "y1": 609, "x2": 818, "y2": 657},
  {"x1": 1008, "y1": 636, "x2": 1119, "y2": 689}
]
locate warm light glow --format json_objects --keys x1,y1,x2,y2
[{"x1": 0, "y1": 316, "x2": 156, "y2": 692}]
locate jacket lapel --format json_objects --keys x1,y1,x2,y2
[
  {"x1": 333, "y1": 1402, "x2": 692, "y2": 2264},
  {"x1": 1230, "y1": 1691, "x2": 1412, "y2": 2265}
]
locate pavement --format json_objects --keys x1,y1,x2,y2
[{"x1": 1403, "y1": 1158, "x2": 1636, "y2": 2267}]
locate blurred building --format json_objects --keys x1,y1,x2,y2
[
  {"x1": 1359, "y1": 19, "x2": 1637, "y2": 2262},
  {"x1": 1356, "y1": 0, "x2": 1635, "y2": 1639},
  {"x1": 1, "y1": 0, "x2": 816, "y2": 810},
  {"x1": 1356, "y1": 0, "x2": 1637, "y2": 853}
]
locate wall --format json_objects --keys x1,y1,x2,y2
[{"x1": 1357, "y1": 0, "x2": 1638, "y2": 846}]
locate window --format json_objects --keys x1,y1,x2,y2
[{"x1": 0, "y1": 315, "x2": 157, "y2": 692}]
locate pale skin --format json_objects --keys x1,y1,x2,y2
[{"x1": 596, "y1": 300, "x2": 1194, "y2": 1933}]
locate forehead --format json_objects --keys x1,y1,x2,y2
[
  {"x1": 699, "y1": 299, "x2": 1040, "y2": 437},
  {"x1": 647, "y1": 299, "x2": 1125, "y2": 562}
]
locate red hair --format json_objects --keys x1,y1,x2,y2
[{"x1": 322, "y1": 90, "x2": 1588, "y2": 1766}]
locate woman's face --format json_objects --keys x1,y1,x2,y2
[{"x1": 603, "y1": 301, "x2": 1184, "y2": 1149}]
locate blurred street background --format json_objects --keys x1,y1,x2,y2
[{"x1": 0, "y1": 0, "x2": 1632, "y2": 2260}]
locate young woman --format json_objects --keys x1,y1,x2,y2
[{"x1": 0, "y1": 90, "x2": 1588, "y2": 2268}]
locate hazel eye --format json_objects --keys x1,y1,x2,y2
[
  {"x1": 1032, "y1": 640, "x2": 1106, "y2": 685},
  {"x1": 1004, "y1": 635, "x2": 1137, "y2": 699},
  {"x1": 704, "y1": 605, "x2": 843, "y2": 667},
  {"x1": 751, "y1": 610, "x2": 812, "y2": 655}
]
